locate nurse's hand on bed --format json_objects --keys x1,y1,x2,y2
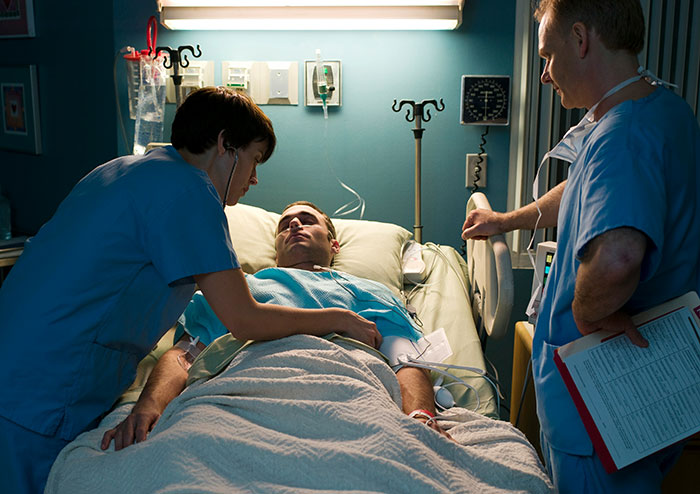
[
  {"x1": 100, "y1": 400, "x2": 162, "y2": 451},
  {"x1": 461, "y1": 209, "x2": 505, "y2": 241},
  {"x1": 335, "y1": 309, "x2": 383, "y2": 349}
]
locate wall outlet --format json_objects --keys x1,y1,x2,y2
[{"x1": 466, "y1": 153, "x2": 487, "y2": 188}]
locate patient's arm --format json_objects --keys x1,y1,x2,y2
[
  {"x1": 100, "y1": 335, "x2": 199, "y2": 451},
  {"x1": 462, "y1": 180, "x2": 565, "y2": 240},
  {"x1": 397, "y1": 367, "x2": 453, "y2": 441},
  {"x1": 195, "y1": 269, "x2": 382, "y2": 348}
]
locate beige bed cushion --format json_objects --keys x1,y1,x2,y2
[{"x1": 224, "y1": 203, "x2": 412, "y2": 295}]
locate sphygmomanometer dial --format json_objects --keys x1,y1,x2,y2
[{"x1": 460, "y1": 76, "x2": 510, "y2": 126}]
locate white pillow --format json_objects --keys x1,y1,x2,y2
[{"x1": 224, "y1": 203, "x2": 412, "y2": 295}]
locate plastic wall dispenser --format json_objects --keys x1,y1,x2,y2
[{"x1": 304, "y1": 60, "x2": 341, "y2": 107}]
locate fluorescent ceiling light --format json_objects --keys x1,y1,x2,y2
[{"x1": 158, "y1": 1, "x2": 465, "y2": 30}]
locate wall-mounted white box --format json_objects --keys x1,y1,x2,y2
[
  {"x1": 263, "y1": 61, "x2": 298, "y2": 105},
  {"x1": 222, "y1": 61, "x2": 253, "y2": 92},
  {"x1": 304, "y1": 60, "x2": 341, "y2": 106},
  {"x1": 166, "y1": 60, "x2": 214, "y2": 103},
  {"x1": 221, "y1": 61, "x2": 298, "y2": 105}
]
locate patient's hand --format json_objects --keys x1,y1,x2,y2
[
  {"x1": 336, "y1": 309, "x2": 382, "y2": 349},
  {"x1": 415, "y1": 416, "x2": 455, "y2": 442},
  {"x1": 461, "y1": 209, "x2": 505, "y2": 241},
  {"x1": 100, "y1": 401, "x2": 162, "y2": 451}
]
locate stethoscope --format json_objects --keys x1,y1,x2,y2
[{"x1": 221, "y1": 147, "x2": 238, "y2": 209}]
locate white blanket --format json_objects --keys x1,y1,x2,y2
[{"x1": 46, "y1": 335, "x2": 552, "y2": 494}]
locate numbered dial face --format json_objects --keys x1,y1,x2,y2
[{"x1": 461, "y1": 76, "x2": 510, "y2": 126}]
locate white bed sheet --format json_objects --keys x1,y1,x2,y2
[{"x1": 47, "y1": 335, "x2": 551, "y2": 494}]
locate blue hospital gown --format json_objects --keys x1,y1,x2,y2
[{"x1": 178, "y1": 267, "x2": 422, "y2": 346}]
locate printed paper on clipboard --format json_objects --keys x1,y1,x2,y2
[{"x1": 554, "y1": 291, "x2": 700, "y2": 473}]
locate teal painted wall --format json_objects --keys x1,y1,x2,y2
[
  {"x1": 0, "y1": 0, "x2": 522, "y2": 416},
  {"x1": 0, "y1": 1, "x2": 515, "y2": 249},
  {"x1": 115, "y1": 0, "x2": 516, "y2": 249}
]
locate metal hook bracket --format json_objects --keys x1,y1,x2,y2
[{"x1": 153, "y1": 44, "x2": 203, "y2": 106}]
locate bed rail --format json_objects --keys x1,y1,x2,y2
[{"x1": 465, "y1": 192, "x2": 514, "y2": 342}]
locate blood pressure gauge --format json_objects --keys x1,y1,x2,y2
[{"x1": 460, "y1": 75, "x2": 511, "y2": 126}]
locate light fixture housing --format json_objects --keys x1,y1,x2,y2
[{"x1": 157, "y1": 1, "x2": 465, "y2": 31}]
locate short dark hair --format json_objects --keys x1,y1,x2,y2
[
  {"x1": 281, "y1": 201, "x2": 337, "y2": 240},
  {"x1": 534, "y1": 0, "x2": 645, "y2": 55},
  {"x1": 170, "y1": 87, "x2": 276, "y2": 161}
]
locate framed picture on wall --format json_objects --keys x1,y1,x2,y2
[
  {"x1": 0, "y1": 0, "x2": 35, "y2": 38},
  {"x1": 0, "y1": 65, "x2": 41, "y2": 154}
]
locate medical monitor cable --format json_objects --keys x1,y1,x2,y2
[
  {"x1": 318, "y1": 254, "x2": 500, "y2": 413},
  {"x1": 399, "y1": 242, "x2": 505, "y2": 401},
  {"x1": 514, "y1": 356, "x2": 533, "y2": 429},
  {"x1": 314, "y1": 265, "x2": 424, "y2": 335},
  {"x1": 433, "y1": 242, "x2": 505, "y2": 401},
  {"x1": 396, "y1": 355, "x2": 503, "y2": 414},
  {"x1": 470, "y1": 127, "x2": 489, "y2": 193},
  {"x1": 320, "y1": 115, "x2": 367, "y2": 219},
  {"x1": 317, "y1": 261, "x2": 499, "y2": 414}
]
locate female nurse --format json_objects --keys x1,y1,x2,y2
[{"x1": 0, "y1": 86, "x2": 381, "y2": 494}]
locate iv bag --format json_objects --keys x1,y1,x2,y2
[{"x1": 133, "y1": 53, "x2": 167, "y2": 155}]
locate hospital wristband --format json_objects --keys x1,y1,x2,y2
[{"x1": 408, "y1": 409, "x2": 436, "y2": 425}]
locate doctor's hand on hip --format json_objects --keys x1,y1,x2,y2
[{"x1": 573, "y1": 308, "x2": 649, "y2": 348}]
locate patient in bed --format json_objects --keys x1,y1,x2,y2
[
  {"x1": 47, "y1": 201, "x2": 553, "y2": 493},
  {"x1": 100, "y1": 200, "x2": 450, "y2": 451}
]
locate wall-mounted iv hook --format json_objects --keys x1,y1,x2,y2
[{"x1": 153, "y1": 44, "x2": 202, "y2": 107}]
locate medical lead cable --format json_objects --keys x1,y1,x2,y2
[{"x1": 396, "y1": 356, "x2": 485, "y2": 414}]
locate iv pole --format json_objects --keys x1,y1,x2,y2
[{"x1": 391, "y1": 98, "x2": 445, "y2": 243}]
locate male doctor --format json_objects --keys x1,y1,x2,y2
[{"x1": 461, "y1": 0, "x2": 700, "y2": 492}]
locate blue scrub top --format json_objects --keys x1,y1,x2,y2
[
  {"x1": 0, "y1": 146, "x2": 240, "y2": 440},
  {"x1": 533, "y1": 87, "x2": 700, "y2": 455},
  {"x1": 177, "y1": 267, "x2": 423, "y2": 346}
]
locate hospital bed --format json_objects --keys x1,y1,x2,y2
[{"x1": 45, "y1": 194, "x2": 551, "y2": 493}]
